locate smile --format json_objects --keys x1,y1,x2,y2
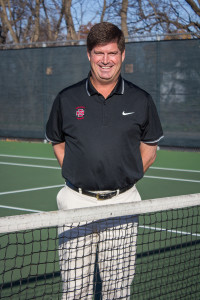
[{"x1": 99, "y1": 66, "x2": 113, "y2": 69}]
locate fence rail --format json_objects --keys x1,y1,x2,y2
[{"x1": 0, "y1": 32, "x2": 198, "y2": 50}]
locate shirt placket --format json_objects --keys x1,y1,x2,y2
[{"x1": 102, "y1": 99, "x2": 110, "y2": 127}]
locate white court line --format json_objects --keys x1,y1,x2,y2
[
  {"x1": 0, "y1": 161, "x2": 60, "y2": 169},
  {"x1": 144, "y1": 175, "x2": 200, "y2": 184},
  {"x1": 139, "y1": 225, "x2": 200, "y2": 237},
  {"x1": 0, "y1": 154, "x2": 56, "y2": 161},
  {"x1": 0, "y1": 184, "x2": 64, "y2": 196},
  {"x1": 0, "y1": 154, "x2": 199, "y2": 236},
  {"x1": 0, "y1": 205, "x2": 43, "y2": 213},
  {"x1": 1, "y1": 154, "x2": 200, "y2": 173},
  {"x1": 0, "y1": 161, "x2": 199, "y2": 183},
  {"x1": 151, "y1": 166, "x2": 200, "y2": 173}
]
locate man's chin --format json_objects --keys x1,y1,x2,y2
[
  {"x1": 98, "y1": 70, "x2": 120, "y2": 83},
  {"x1": 98, "y1": 75, "x2": 114, "y2": 83}
]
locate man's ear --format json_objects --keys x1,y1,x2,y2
[
  {"x1": 87, "y1": 51, "x2": 91, "y2": 62},
  {"x1": 122, "y1": 50, "x2": 125, "y2": 62}
]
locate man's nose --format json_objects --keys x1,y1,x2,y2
[{"x1": 102, "y1": 54, "x2": 109, "y2": 64}]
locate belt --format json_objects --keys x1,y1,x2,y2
[{"x1": 65, "y1": 180, "x2": 133, "y2": 200}]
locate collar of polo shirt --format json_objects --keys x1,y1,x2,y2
[{"x1": 86, "y1": 72, "x2": 124, "y2": 97}]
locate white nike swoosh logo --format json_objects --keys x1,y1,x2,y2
[{"x1": 122, "y1": 111, "x2": 135, "y2": 116}]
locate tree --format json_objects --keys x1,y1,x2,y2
[
  {"x1": 79, "y1": 22, "x2": 93, "y2": 40},
  {"x1": 127, "y1": 0, "x2": 200, "y2": 38},
  {"x1": 32, "y1": 0, "x2": 40, "y2": 42},
  {"x1": 0, "y1": 0, "x2": 199, "y2": 46},
  {"x1": 63, "y1": 0, "x2": 77, "y2": 41},
  {"x1": 0, "y1": 0, "x2": 20, "y2": 44},
  {"x1": 121, "y1": 0, "x2": 129, "y2": 40},
  {"x1": 0, "y1": 0, "x2": 78, "y2": 45},
  {"x1": 100, "y1": 0, "x2": 106, "y2": 22},
  {"x1": 93, "y1": 0, "x2": 199, "y2": 39},
  {"x1": 0, "y1": 24, "x2": 6, "y2": 43}
]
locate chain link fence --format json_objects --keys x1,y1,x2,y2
[{"x1": 0, "y1": 39, "x2": 199, "y2": 148}]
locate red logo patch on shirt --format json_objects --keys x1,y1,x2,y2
[{"x1": 76, "y1": 106, "x2": 85, "y2": 119}]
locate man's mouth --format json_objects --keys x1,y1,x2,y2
[{"x1": 99, "y1": 66, "x2": 112, "y2": 69}]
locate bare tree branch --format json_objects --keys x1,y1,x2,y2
[
  {"x1": 63, "y1": 0, "x2": 78, "y2": 40},
  {"x1": 32, "y1": 0, "x2": 40, "y2": 42},
  {"x1": 0, "y1": 0, "x2": 19, "y2": 43},
  {"x1": 100, "y1": 0, "x2": 107, "y2": 22},
  {"x1": 41, "y1": 0, "x2": 52, "y2": 40},
  {"x1": 121, "y1": 0, "x2": 129, "y2": 40},
  {"x1": 1, "y1": 0, "x2": 199, "y2": 46},
  {"x1": 185, "y1": 0, "x2": 200, "y2": 16}
]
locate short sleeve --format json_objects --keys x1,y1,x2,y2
[
  {"x1": 45, "y1": 94, "x2": 65, "y2": 144},
  {"x1": 141, "y1": 95, "x2": 164, "y2": 144}
]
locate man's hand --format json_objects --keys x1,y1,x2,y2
[
  {"x1": 140, "y1": 142, "x2": 157, "y2": 173},
  {"x1": 52, "y1": 142, "x2": 65, "y2": 167}
]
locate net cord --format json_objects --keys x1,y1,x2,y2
[{"x1": 0, "y1": 193, "x2": 199, "y2": 234}]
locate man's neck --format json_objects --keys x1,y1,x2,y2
[{"x1": 90, "y1": 76, "x2": 118, "y2": 99}]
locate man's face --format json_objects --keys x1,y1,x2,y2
[{"x1": 87, "y1": 41, "x2": 125, "y2": 85}]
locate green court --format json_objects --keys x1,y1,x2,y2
[
  {"x1": 0, "y1": 140, "x2": 200, "y2": 299},
  {"x1": 0, "y1": 140, "x2": 200, "y2": 217}
]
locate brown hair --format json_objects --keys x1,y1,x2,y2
[{"x1": 87, "y1": 22, "x2": 125, "y2": 53}]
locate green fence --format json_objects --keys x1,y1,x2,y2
[{"x1": 0, "y1": 39, "x2": 199, "y2": 148}]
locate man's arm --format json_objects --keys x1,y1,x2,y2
[
  {"x1": 140, "y1": 142, "x2": 157, "y2": 173},
  {"x1": 53, "y1": 142, "x2": 65, "y2": 167}
]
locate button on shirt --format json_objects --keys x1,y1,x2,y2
[{"x1": 46, "y1": 74, "x2": 163, "y2": 191}]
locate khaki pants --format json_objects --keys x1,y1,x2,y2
[{"x1": 57, "y1": 185, "x2": 141, "y2": 300}]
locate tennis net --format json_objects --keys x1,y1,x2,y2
[{"x1": 0, "y1": 193, "x2": 200, "y2": 299}]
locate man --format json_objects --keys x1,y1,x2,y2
[{"x1": 46, "y1": 22, "x2": 163, "y2": 300}]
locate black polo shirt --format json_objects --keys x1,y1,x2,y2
[{"x1": 46, "y1": 74, "x2": 163, "y2": 190}]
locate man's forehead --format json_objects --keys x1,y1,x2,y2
[{"x1": 92, "y1": 42, "x2": 120, "y2": 52}]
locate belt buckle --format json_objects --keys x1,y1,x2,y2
[
  {"x1": 96, "y1": 192, "x2": 115, "y2": 200},
  {"x1": 96, "y1": 193, "x2": 104, "y2": 200}
]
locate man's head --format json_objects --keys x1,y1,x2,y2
[
  {"x1": 87, "y1": 22, "x2": 125, "y2": 54},
  {"x1": 87, "y1": 23, "x2": 125, "y2": 86}
]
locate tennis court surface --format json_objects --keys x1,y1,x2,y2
[{"x1": 0, "y1": 140, "x2": 200, "y2": 299}]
